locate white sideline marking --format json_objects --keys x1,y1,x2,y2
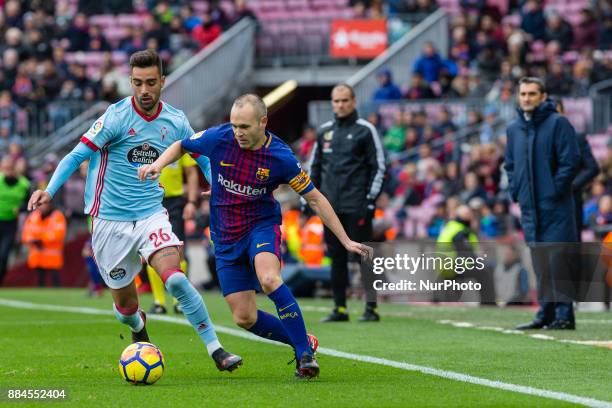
[
  {"x1": 530, "y1": 334, "x2": 556, "y2": 340},
  {"x1": 579, "y1": 320, "x2": 612, "y2": 325},
  {"x1": 437, "y1": 319, "x2": 612, "y2": 349},
  {"x1": 0, "y1": 298, "x2": 611, "y2": 408}
]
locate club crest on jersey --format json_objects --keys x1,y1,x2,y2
[
  {"x1": 323, "y1": 131, "x2": 333, "y2": 141},
  {"x1": 127, "y1": 143, "x2": 160, "y2": 167},
  {"x1": 256, "y1": 168, "x2": 270, "y2": 182},
  {"x1": 160, "y1": 126, "x2": 169, "y2": 142}
]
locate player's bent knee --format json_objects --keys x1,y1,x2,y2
[
  {"x1": 259, "y1": 273, "x2": 282, "y2": 294},
  {"x1": 233, "y1": 311, "x2": 257, "y2": 329}
]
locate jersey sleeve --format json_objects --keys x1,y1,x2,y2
[
  {"x1": 178, "y1": 113, "x2": 196, "y2": 141},
  {"x1": 181, "y1": 129, "x2": 213, "y2": 157},
  {"x1": 282, "y1": 151, "x2": 314, "y2": 195},
  {"x1": 80, "y1": 105, "x2": 118, "y2": 151}
]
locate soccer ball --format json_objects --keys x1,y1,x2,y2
[{"x1": 119, "y1": 342, "x2": 165, "y2": 385}]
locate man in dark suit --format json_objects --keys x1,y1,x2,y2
[{"x1": 505, "y1": 77, "x2": 581, "y2": 330}]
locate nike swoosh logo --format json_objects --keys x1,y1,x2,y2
[
  {"x1": 256, "y1": 243, "x2": 270, "y2": 248},
  {"x1": 278, "y1": 303, "x2": 295, "y2": 312},
  {"x1": 220, "y1": 161, "x2": 234, "y2": 167}
]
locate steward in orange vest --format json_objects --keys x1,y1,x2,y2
[
  {"x1": 300, "y1": 216, "x2": 329, "y2": 266},
  {"x1": 22, "y1": 201, "x2": 66, "y2": 287}
]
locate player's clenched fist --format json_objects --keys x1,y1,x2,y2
[
  {"x1": 27, "y1": 190, "x2": 51, "y2": 211},
  {"x1": 138, "y1": 163, "x2": 161, "y2": 181}
]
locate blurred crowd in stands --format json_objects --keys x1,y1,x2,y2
[
  {"x1": 372, "y1": 0, "x2": 611, "y2": 102},
  {"x1": 0, "y1": 0, "x2": 258, "y2": 148}
]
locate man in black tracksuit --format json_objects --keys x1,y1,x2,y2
[{"x1": 309, "y1": 83, "x2": 386, "y2": 322}]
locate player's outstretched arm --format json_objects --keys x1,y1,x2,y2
[
  {"x1": 28, "y1": 142, "x2": 94, "y2": 211},
  {"x1": 138, "y1": 141, "x2": 185, "y2": 181},
  {"x1": 302, "y1": 188, "x2": 374, "y2": 260}
]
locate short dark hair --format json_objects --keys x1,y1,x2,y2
[
  {"x1": 331, "y1": 83, "x2": 355, "y2": 99},
  {"x1": 129, "y1": 49, "x2": 163, "y2": 75},
  {"x1": 518, "y1": 77, "x2": 546, "y2": 93}
]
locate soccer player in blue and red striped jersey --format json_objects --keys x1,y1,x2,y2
[{"x1": 139, "y1": 94, "x2": 373, "y2": 378}]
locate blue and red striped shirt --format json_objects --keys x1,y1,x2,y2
[{"x1": 181, "y1": 123, "x2": 314, "y2": 244}]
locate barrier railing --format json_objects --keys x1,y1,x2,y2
[
  {"x1": 162, "y1": 17, "x2": 256, "y2": 129},
  {"x1": 590, "y1": 79, "x2": 612, "y2": 133}
]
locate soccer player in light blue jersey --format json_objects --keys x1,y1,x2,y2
[
  {"x1": 27, "y1": 49, "x2": 241, "y2": 373},
  {"x1": 140, "y1": 94, "x2": 374, "y2": 379}
]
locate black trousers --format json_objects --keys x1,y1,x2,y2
[
  {"x1": 323, "y1": 212, "x2": 374, "y2": 309},
  {"x1": 163, "y1": 196, "x2": 186, "y2": 241},
  {"x1": 37, "y1": 268, "x2": 61, "y2": 287},
  {"x1": 0, "y1": 220, "x2": 18, "y2": 285},
  {"x1": 530, "y1": 244, "x2": 575, "y2": 323}
]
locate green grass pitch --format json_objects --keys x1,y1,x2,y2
[{"x1": 0, "y1": 289, "x2": 611, "y2": 407}]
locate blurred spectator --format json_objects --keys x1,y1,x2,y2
[
  {"x1": 372, "y1": 68, "x2": 402, "y2": 101},
  {"x1": 86, "y1": 25, "x2": 110, "y2": 52},
  {"x1": 521, "y1": 0, "x2": 546, "y2": 41},
  {"x1": 296, "y1": 125, "x2": 318, "y2": 163},
  {"x1": 590, "y1": 194, "x2": 612, "y2": 239},
  {"x1": 413, "y1": 42, "x2": 447, "y2": 84},
  {"x1": 0, "y1": 91, "x2": 20, "y2": 137},
  {"x1": 434, "y1": 107, "x2": 456, "y2": 135},
  {"x1": 494, "y1": 245, "x2": 530, "y2": 304},
  {"x1": 366, "y1": 111, "x2": 386, "y2": 137},
  {"x1": 21, "y1": 199, "x2": 67, "y2": 287},
  {"x1": 459, "y1": 171, "x2": 488, "y2": 204},
  {"x1": 544, "y1": 11, "x2": 574, "y2": 51},
  {"x1": 153, "y1": 1, "x2": 174, "y2": 26},
  {"x1": 180, "y1": 5, "x2": 202, "y2": 33},
  {"x1": 460, "y1": 0, "x2": 485, "y2": 14},
  {"x1": 231, "y1": 0, "x2": 258, "y2": 26},
  {"x1": 208, "y1": 0, "x2": 230, "y2": 29},
  {"x1": 479, "y1": 106, "x2": 502, "y2": 144},
  {"x1": 192, "y1": 12, "x2": 222, "y2": 50},
  {"x1": 584, "y1": 178, "x2": 607, "y2": 227},
  {"x1": 426, "y1": 201, "x2": 446, "y2": 238},
  {"x1": 476, "y1": 44, "x2": 502, "y2": 82},
  {"x1": 573, "y1": 8, "x2": 600, "y2": 50},
  {"x1": 601, "y1": 12, "x2": 612, "y2": 49},
  {"x1": 442, "y1": 162, "x2": 461, "y2": 197},
  {"x1": 120, "y1": 26, "x2": 147, "y2": 54},
  {"x1": 448, "y1": 75, "x2": 469, "y2": 98},
  {"x1": 383, "y1": 111, "x2": 406, "y2": 153},
  {"x1": 61, "y1": 12, "x2": 90, "y2": 51},
  {"x1": 545, "y1": 61, "x2": 573, "y2": 96},
  {"x1": 570, "y1": 60, "x2": 592, "y2": 97},
  {"x1": 0, "y1": 156, "x2": 30, "y2": 286},
  {"x1": 62, "y1": 161, "x2": 87, "y2": 220},
  {"x1": 405, "y1": 72, "x2": 435, "y2": 99}
]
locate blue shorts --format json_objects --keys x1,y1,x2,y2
[{"x1": 214, "y1": 224, "x2": 282, "y2": 297}]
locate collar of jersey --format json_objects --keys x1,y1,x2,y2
[{"x1": 132, "y1": 96, "x2": 163, "y2": 122}]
